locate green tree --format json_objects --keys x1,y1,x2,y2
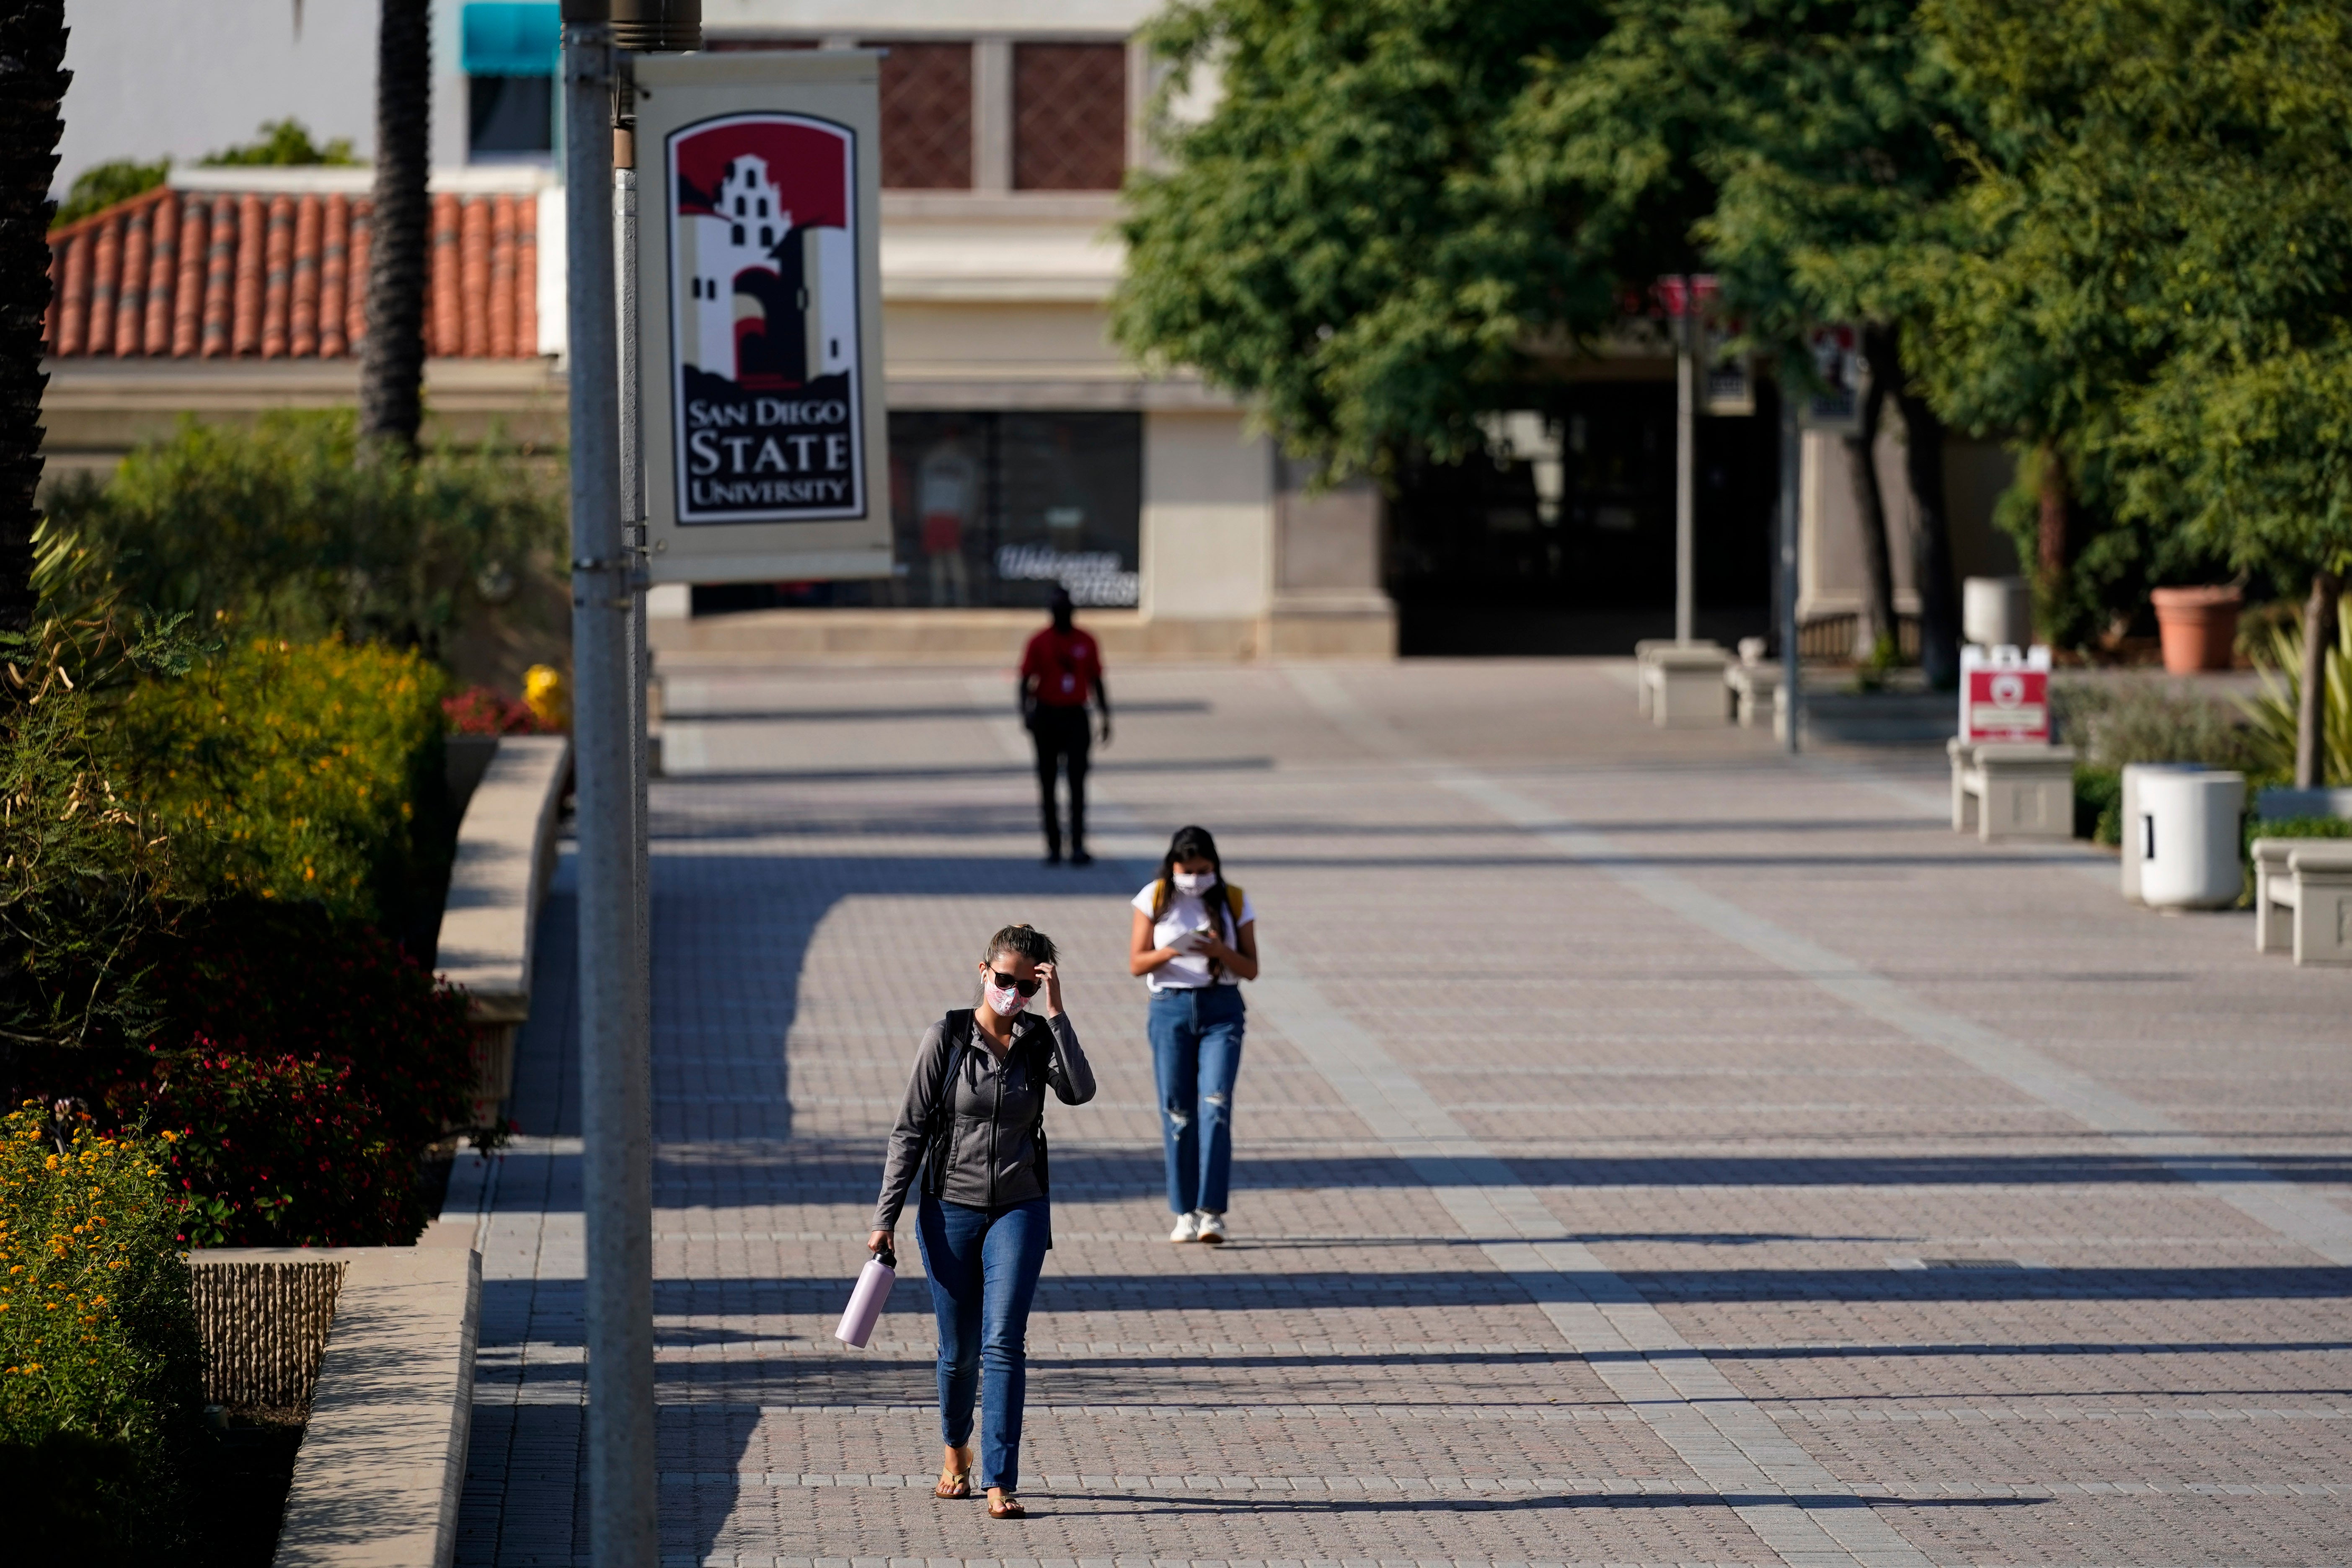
[
  {"x1": 1500, "y1": 0, "x2": 1968, "y2": 680},
  {"x1": 1115, "y1": 0, "x2": 1976, "y2": 680},
  {"x1": 1917, "y1": 0, "x2": 2352, "y2": 782},
  {"x1": 198, "y1": 116, "x2": 358, "y2": 168},
  {"x1": 52, "y1": 158, "x2": 168, "y2": 227},
  {"x1": 1113, "y1": 0, "x2": 1617, "y2": 478}
]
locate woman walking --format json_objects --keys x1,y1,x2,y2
[
  {"x1": 869, "y1": 923, "x2": 1097, "y2": 1519},
  {"x1": 1129, "y1": 825, "x2": 1258, "y2": 1243}
]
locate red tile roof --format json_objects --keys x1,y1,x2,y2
[{"x1": 45, "y1": 185, "x2": 540, "y2": 360}]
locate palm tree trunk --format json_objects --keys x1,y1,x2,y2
[
  {"x1": 1895, "y1": 387, "x2": 1961, "y2": 689},
  {"x1": 360, "y1": 0, "x2": 431, "y2": 455},
  {"x1": 1858, "y1": 329, "x2": 1961, "y2": 687},
  {"x1": 0, "y1": 0, "x2": 69, "y2": 632},
  {"x1": 2295, "y1": 567, "x2": 2341, "y2": 790},
  {"x1": 1845, "y1": 323, "x2": 1897, "y2": 664}
]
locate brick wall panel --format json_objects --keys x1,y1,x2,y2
[
  {"x1": 869, "y1": 41, "x2": 972, "y2": 190},
  {"x1": 1013, "y1": 42, "x2": 1126, "y2": 191}
]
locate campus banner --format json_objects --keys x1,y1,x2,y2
[{"x1": 634, "y1": 51, "x2": 892, "y2": 584}]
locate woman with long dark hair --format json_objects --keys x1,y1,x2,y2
[
  {"x1": 869, "y1": 923, "x2": 1097, "y2": 1519},
  {"x1": 1127, "y1": 825, "x2": 1259, "y2": 1243}
]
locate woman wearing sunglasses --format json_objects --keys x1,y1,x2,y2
[
  {"x1": 868, "y1": 923, "x2": 1096, "y2": 1520},
  {"x1": 1129, "y1": 824, "x2": 1258, "y2": 1244}
]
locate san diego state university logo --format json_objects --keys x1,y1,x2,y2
[{"x1": 667, "y1": 113, "x2": 863, "y2": 524}]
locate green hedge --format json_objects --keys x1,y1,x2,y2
[
  {"x1": 0, "y1": 1105, "x2": 204, "y2": 1558},
  {"x1": 111, "y1": 636, "x2": 452, "y2": 943},
  {"x1": 38, "y1": 411, "x2": 565, "y2": 674}
]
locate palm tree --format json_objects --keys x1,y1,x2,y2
[
  {"x1": 360, "y1": 0, "x2": 430, "y2": 455},
  {"x1": 0, "y1": 0, "x2": 69, "y2": 631}
]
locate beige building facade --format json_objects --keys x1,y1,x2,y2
[{"x1": 46, "y1": 0, "x2": 2014, "y2": 665}]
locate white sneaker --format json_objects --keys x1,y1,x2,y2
[
  {"x1": 1168, "y1": 1211, "x2": 1201, "y2": 1243},
  {"x1": 1196, "y1": 1211, "x2": 1227, "y2": 1244}
]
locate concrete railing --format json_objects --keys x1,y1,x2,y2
[
  {"x1": 189, "y1": 1245, "x2": 481, "y2": 1568},
  {"x1": 434, "y1": 734, "x2": 570, "y2": 1124}
]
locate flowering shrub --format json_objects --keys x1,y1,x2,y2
[
  {"x1": 115, "y1": 1048, "x2": 408, "y2": 1248},
  {"x1": 442, "y1": 684, "x2": 545, "y2": 736},
  {"x1": 34, "y1": 902, "x2": 481, "y2": 1248},
  {"x1": 111, "y1": 635, "x2": 452, "y2": 938},
  {"x1": 0, "y1": 1103, "x2": 204, "y2": 1553}
]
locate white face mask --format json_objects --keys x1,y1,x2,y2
[
  {"x1": 1172, "y1": 870, "x2": 1215, "y2": 896},
  {"x1": 985, "y1": 984, "x2": 1028, "y2": 1018}
]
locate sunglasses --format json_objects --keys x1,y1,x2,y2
[{"x1": 987, "y1": 971, "x2": 1042, "y2": 997}]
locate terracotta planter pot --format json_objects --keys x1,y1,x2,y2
[{"x1": 2150, "y1": 585, "x2": 2243, "y2": 674}]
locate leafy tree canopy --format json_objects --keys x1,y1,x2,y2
[
  {"x1": 1113, "y1": 1, "x2": 1618, "y2": 476},
  {"x1": 52, "y1": 119, "x2": 357, "y2": 229},
  {"x1": 1912, "y1": 0, "x2": 2352, "y2": 581},
  {"x1": 1115, "y1": 0, "x2": 1965, "y2": 477}
]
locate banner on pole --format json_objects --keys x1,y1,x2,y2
[{"x1": 635, "y1": 51, "x2": 892, "y2": 585}]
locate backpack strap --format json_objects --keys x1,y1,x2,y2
[{"x1": 918, "y1": 1010, "x2": 974, "y2": 1199}]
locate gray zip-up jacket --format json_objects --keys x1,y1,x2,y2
[{"x1": 872, "y1": 1009, "x2": 1096, "y2": 1233}]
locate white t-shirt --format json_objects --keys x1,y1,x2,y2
[{"x1": 1133, "y1": 880, "x2": 1257, "y2": 991}]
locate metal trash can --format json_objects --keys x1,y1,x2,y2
[
  {"x1": 2137, "y1": 770, "x2": 2246, "y2": 909},
  {"x1": 1962, "y1": 576, "x2": 2033, "y2": 650},
  {"x1": 2121, "y1": 762, "x2": 2210, "y2": 902}
]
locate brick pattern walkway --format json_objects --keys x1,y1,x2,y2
[{"x1": 451, "y1": 661, "x2": 2352, "y2": 1567}]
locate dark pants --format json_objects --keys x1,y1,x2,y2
[
  {"x1": 1029, "y1": 705, "x2": 1090, "y2": 858},
  {"x1": 918, "y1": 1193, "x2": 1051, "y2": 1491}
]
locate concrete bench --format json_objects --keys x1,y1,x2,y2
[
  {"x1": 1947, "y1": 738, "x2": 2077, "y2": 841},
  {"x1": 1638, "y1": 644, "x2": 1732, "y2": 727},
  {"x1": 1724, "y1": 661, "x2": 1782, "y2": 732},
  {"x1": 1633, "y1": 638, "x2": 1723, "y2": 718},
  {"x1": 190, "y1": 1245, "x2": 481, "y2": 1568},
  {"x1": 2252, "y1": 838, "x2": 2352, "y2": 965},
  {"x1": 434, "y1": 735, "x2": 571, "y2": 1126}
]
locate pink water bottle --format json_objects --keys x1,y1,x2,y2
[{"x1": 835, "y1": 1243, "x2": 895, "y2": 1349}]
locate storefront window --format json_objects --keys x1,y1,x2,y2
[{"x1": 701, "y1": 411, "x2": 1140, "y2": 612}]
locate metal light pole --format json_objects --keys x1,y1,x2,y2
[
  {"x1": 1674, "y1": 279, "x2": 1696, "y2": 645},
  {"x1": 1779, "y1": 377, "x2": 1803, "y2": 754},
  {"x1": 563, "y1": 4, "x2": 646, "y2": 1564}
]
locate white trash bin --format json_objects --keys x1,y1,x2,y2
[
  {"x1": 1962, "y1": 576, "x2": 2033, "y2": 650},
  {"x1": 2120, "y1": 762, "x2": 2211, "y2": 902},
  {"x1": 2137, "y1": 770, "x2": 2246, "y2": 910}
]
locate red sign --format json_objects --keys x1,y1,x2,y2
[{"x1": 1962, "y1": 666, "x2": 2048, "y2": 743}]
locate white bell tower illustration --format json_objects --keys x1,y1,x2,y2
[{"x1": 677, "y1": 155, "x2": 790, "y2": 379}]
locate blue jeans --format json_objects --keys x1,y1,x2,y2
[
  {"x1": 1148, "y1": 985, "x2": 1246, "y2": 1214},
  {"x1": 916, "y1": 1192, "x2": 1049, "y2": 1491}
]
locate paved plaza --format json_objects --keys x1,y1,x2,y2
[{"x1": 449, "y1": 659, "x2": 2352, "y2": 1568}]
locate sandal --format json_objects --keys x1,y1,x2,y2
[
  {"x1": 934, "y1": 1452, "x2": 972, "y2": 1500},
  {"x1": 987, "y1": 1493, "x2": 1026, "y2": 1520}
]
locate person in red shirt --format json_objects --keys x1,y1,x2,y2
[{"x1": 1018, "y1": 588, "x2": 1112, "y2": 865}]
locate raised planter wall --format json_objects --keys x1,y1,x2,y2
[
  {"x1": 434, "y1": 734, "x2": 571, "y2": 1125},
  {"x1": 190, "y1": 1246, "x2": 482, "y2": 1568}
]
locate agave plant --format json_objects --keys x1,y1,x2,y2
[{"x1": 2241, "y1": 607, "x2": 2352, "y2": 786}]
